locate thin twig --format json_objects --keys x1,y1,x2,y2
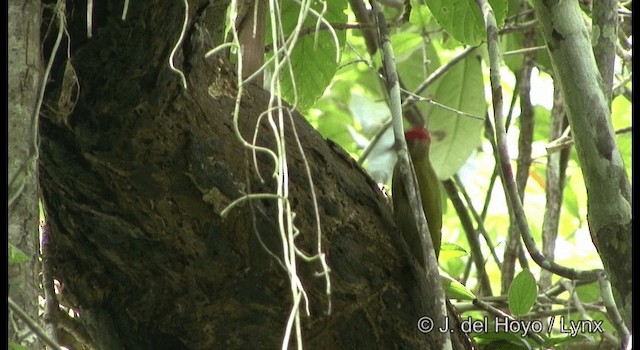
[
  {"x1": 453, "y1": 174, "x2": 502, "y2": 270},
  {"x1": 502, "y1": 45, "x2": 546, "y2": 56},
  {"x1": 539, "y1": 80, "x2": 568, "y2": 291},
  {"x1": 597, "y1": 273, "x2": 631, "y2": 348},
  {"x1": 546, "y1": 125, "x2": 632, "y2": 154},
  {"x1": 443, "y1": 179, "x2": 493, "y2": 296},
  {"x1": 357, "y1": 120, "x2": 392, "y2": 165},
  {"x1": 504, "y1": 40, "x2": 537, "y2": 293},
  {"x1": 8, "y1": 298, "x2": 64, "y2": 350},
  {"x1": 472, "y1": 298, "x2": 546, "y2": 345},
  {"x1": 498, "y1": 19, "x2": 538, "y2": 34},
  {"x1": 560, "y1": 279, "x2": 620, "y2": 346}
]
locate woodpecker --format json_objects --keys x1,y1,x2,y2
[{"x1": 392, "y1": 125, "x2": 442, "y2": 267}]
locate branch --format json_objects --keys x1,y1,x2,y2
[
  {"x1": 503, "y1": 60, "x2": 537, "y2": 293},
  {"x1": 8, "y1": 297, "x2": 64, "y2": 350},
  {"x1": 598, "y1": 273, "x2": 631, "y2": 348},
  {"x1": 41, "y1": 224, "x2": 60, "y2": 343},
  {"x1": 560, "y1": 279, "x2": 620, "y2": 346},
  {"x1": 545, "y1": 125, "x2": 632, "y2": 154},
  {"x1": 477, "y1": 0, "x2": 602, "y2": 281},
  {"x1": 357, "y1": 120, "x2": 391, "y2": 165},
  {"x1": 472, "y1": 298, "x2": 545, "y2": 345},
  {"x1": 539, "y1": 81, "x2": 570, "y2": 290},
  {"x1": 348, "y1": 0, "x2": 379, "y2": 55},
  {"x1": 371, "y1": 1, "x2": 451, "y2": 348},
  {"x1": 453, "y1": 173, "x2": 502, "y2": 270},
  {"x1": 442, "y1": 179, "x2": 493, "y2": 296}
]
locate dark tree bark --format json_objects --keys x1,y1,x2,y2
[{"x1": 39, "y1": 1, "x2": 471, "y2": 348}]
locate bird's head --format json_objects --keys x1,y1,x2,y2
[{"x1": 404, "y1": 126, "x2": 431, "y2": 156}]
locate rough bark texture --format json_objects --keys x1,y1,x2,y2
[
  {"x1": 9, "y1": 1, "x2": 45, "y2": 349},
  {"x1": 38, "y1": 1, "x2": 471, "y2": 348}
]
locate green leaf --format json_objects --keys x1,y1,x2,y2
[
  {"x1": 426, "y1": 0, "x2": 483, "y2": 46},
  {"x1": 396, "y1": 37, "x2": 440, "y2": 91},
  {"x1": 272, "y1": 0, "x2": 348, "y2": 110},
  {"x1": 441, "y1": 253, "x2": 467, "y2": 278},
  {"x1": 309, "y1": 97, "x2": 356, "y2": 153},
  {"x1": 9, "y1": 243, "x2": 30, "y2": 265},
  {"x1": 390, "y1": 32, "x2": 424, "y2": 61},
  {"x1": 508, "y1": 269, "x2": 538, "y2": 316},
  {"x1": 9, "y1": 341, "x2": 31, "y2": 350},
  {"x1": 409, "y1": 0, "x2": 432, "y2": 28},
  {"x1": 489, "y1": 0, "x2": 509, "y2": 28},
  {"x1": 441, "y1": 272, "x2": 476, "y2": 300},
  {"x1": 439, "y1": 242, "x2": 468, "y2": 260},
  {"x1": 427, "y1": 53, "x2": 486, "y2": 180},
  {"x1": 424, "y1": 0, "x2": 508, "y2": 46},
  {"x1": 502, "y1": 31, "x2": 524, "y2": 73}
]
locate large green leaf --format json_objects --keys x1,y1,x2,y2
[
  {"x1": 271, "y1": 0, "x2": 348, "y2": 110},
  {"x1": 508, "y1": 269, "x2": 538, "y2": 316},
  {"x1": 390, "y1": 31, "x2": 424, "y2": 61},
  {"x1": 426, "y1": 53, "x2": 486, "y2": 180},
  {"x1": 424, "y1": 0, "x2": 508, "y2": 46},
  {"x1": 395, "y1": 31, "x2": 441, "y2": 90}
]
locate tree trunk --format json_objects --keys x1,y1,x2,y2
[
  {"x1": 39, "y1": 1, "x2": 468, "y2": 348},
  {"x1": 9, "y1": 0, "x2": 45, "y2": 349}
]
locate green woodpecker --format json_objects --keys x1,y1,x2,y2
[{"x1": 392, "y1": 126, "x2": 443, "y2": 267}]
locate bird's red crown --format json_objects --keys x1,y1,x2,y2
[{"x1": 404, "y1": 126, "x2": 431, "y2": 143}]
